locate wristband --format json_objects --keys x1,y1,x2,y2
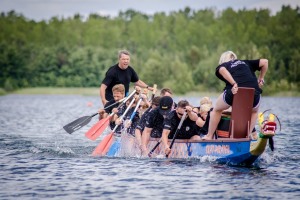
[{"x1": 259, "y1": 79, "x2": 265, "y2": 84}]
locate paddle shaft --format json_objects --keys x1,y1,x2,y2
[
  {"x1": 124, "y1": 98, "x2": 143, "y2": 130},
  {"x1": 85, "y1": 90, "x2": 137, "y2": 139},
  {"x1": 111, "y1": 98, "x2": 136, "y2": 133},
  {"x1": 91, "y1": 98, "x2": 136, "y2": 156},
  {"x1": 103, "y1": 90, "x2": 138, "y2": 123},
  {"x1": 129, "y1": 98, "x2": 143, "y2": 120},
  {"x1": 150, "y1": 84, "x2": 157, "y2": 101},
  {"x1": 63, "y1": 97, "x2": 128, "y2": 134},
  {"x1": 148, "y1": 138, "x2": 161, "y2": 157},
  {"x1": 166, "y1": 111, "x2": 187, "y2": 158}
]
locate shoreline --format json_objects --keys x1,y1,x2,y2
[{"x1": 1, "y1": 87, "x2": 299, "y2": 97}]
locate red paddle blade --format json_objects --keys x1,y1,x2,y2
[
  {"x1": 92, "y1": 132, "x2": 113, "y2": 156},
  {"x1": 102, "y1": 134, "x2": 115, "y2": 155},
  {"x1": 85, "y1": 116, "x2": 110, "y2": 140}
]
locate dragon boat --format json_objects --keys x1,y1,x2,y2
[{"x1": 101, "y1": 88, "x2": 278, "y2": 166}]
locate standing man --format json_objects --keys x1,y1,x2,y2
[{"x1": 100, "y1": 50, "x2": 153, "y2": 106}]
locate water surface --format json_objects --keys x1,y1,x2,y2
[{"x1": 0, "y1": 95, "x2": 299, "y2": 199}]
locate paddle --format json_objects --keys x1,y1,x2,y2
[
  {"x1": 148, "y1": 111, "x2": 187, "y2": 158},
  {"x1": 124, "y1": 97, "x2": 143, "y2": 130},
  {"x1": 150, "y1": 84, "x2": 157, "y2": 101},
  {"x1": 63, "y1": 97, "x2": 126, "y2": 134},
  {"x1": 148, "y1": 138, "x2": 162, "y2": 157},
  {"x1": 85, "y1": 90, "x2": 137, "y2": 140},
  {"x1": 92, "y1": 98, "x2": 136, "y2": 156},
  {"x1": 166, "y1": 111, "x2": 187, "y2": 158}
]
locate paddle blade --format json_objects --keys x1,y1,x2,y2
[
  {"x1": 92, "y1": 132, "x2": 114, "y2": 156},
  {"x1": 85, "y1": 117, "x2": 110, "y2": 140},
  {"x1": 63, "y1": 115, "x2": 93, "y2": 134},
  {"x1": 102, "y1": 134, "x2": 115, "y2": 155}
]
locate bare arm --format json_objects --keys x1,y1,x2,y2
[
  {"x1": 100, "y1": 84, "x2": 108, "y2": 106},
  {"x1": 258, "y1": 59, "x2": 268, "y2": 88},
  {"x1": 135, "y1": 80, "x2": 153, "y2": 91},
  {"x1": 161, "y1": 129, "x2": 170, "y2": 149},
  {"x1": 162, "y1": 129, "x2": 171, "y2": 155},
  {"x1": 219, "y1": 66, "x2": 238, "y2": 94},
  {"x1": 219, "y1": 67, "x2": 236, "y2": 86},
  {"x1": 196, "y1": 117, "x2": 205, "y2": 127},
  {"x1": 141, "y1": 127, "x2": 152, "y2": 155},
  {"x1": 185, "y1": 106, "x2": 198, "y2": 121}
]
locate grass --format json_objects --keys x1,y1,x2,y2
[
  {"x1": 8, "y1": 87, "x2": 220, "y2": 97},
  {"x1": 3, "y1": 87, "x2": 300, "y2": 97},
  {"x1": 11, "y1": 87, "x2": 99, "y2": 96}
]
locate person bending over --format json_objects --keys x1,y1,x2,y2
[
  {"x1": 162, "y1": 100, "x2": 200, "y2": 156},
  {"x1": 202, "y1": 51, "x2": 268, "y2": 140}
]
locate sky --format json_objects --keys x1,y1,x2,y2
[{"x1": 1, "y1": 0, "x2": 299, "y2": 21}]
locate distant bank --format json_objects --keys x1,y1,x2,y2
[{"x1": 1, "y1": 87, "x2": 299, "y2": 97}]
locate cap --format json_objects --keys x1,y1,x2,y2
[{"x1": 159, "y1": 96, "x2": 173, "y2": 116}]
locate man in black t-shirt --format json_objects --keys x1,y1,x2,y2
[
  {"x1": 100, "y1": 50, "x2": 153, "y2": 106},
  {"x1": 135, "y1": 96, "x2": 161, "y2": 148},
  {"x1": 141, "y1": 96, "x2": 174, "y2": 156},
  {"x1": 161, "y1": 100, "x2": 200, "y2": 156}
]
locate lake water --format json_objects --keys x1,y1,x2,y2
[{"x1": 0, "y1": 94, "x2": 299, "y2": 199}]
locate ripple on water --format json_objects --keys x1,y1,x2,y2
[{"x1": 0, "y1": 95, "x2": 299, "y2": 199}]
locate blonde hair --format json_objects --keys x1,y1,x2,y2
[
  {"x1": 218, "y1": 51, "x2": 237, "y2": 65},
  {"x1": 112, "y1": 84, "x2": 125, "y2": 94},
  {"x1": 200, "y1": 97, "x2": 212, "y2": 106},
  {"x1": 200, "y1": 103, "x2": 211, "y2": 114}
]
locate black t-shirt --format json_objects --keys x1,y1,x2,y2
[
  {"x1": 136, "y1": 107, "x2": 152, "y2": 131},
  {"x1": 104, "y1": 99, "x2": 120, "y2": 113},
  {"x1": 109, "y1": 103, "x2": 127, "y2": 133},
  {"x1": 145, "y1": 108, "x2": 165, "y2": 138},
  {"x1": 102, "y1": 64, "x2": 139, "y2": 101},
  {"x1": 164, "y1": 110, "x2": 197, "y2": 139},
  {"x1": 197, "y1": 109, "x2": 212, "y2": 135},
  {"x1": 216, "y1": 59, "x2": 261, "y2": 93}
]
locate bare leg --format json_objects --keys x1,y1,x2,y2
[
  {"x1": 190, "y1": 135, "x2": 201, "y2": 140},
  {"x1": 250, "y1": 107, "x2": 259, "y2": 136},
  {"x1": 202, "y1": 93, "x2": 230, "y2": 140}
]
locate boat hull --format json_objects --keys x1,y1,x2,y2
[{"x1": 106, "y1": 136, "x2": 266, "y2": 166}]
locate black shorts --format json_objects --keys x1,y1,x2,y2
[{"x1": 223, "y1": 89, "x2": 261, "y2": 108}]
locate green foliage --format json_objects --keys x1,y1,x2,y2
[{"x1": 0, "y1": 6, "x2": 299, "y2": 95}]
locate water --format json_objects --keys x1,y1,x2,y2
[{"x1": 0, "y1": 94, "x2": 299, "y2": 199}]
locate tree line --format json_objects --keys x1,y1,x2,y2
[{"x1": 0, "y1": 6, "x2": 299, "y2": 95}]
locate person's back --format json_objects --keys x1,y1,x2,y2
[
  {"x1": 135, "y1": 96, "x2": 161, "y2": 149},
  {"x1": 144, "y1": 108, "x2": 165, "y2": 138},
  {"x1": 202, "y1": 51, "x2": 268, "y2": 140}
]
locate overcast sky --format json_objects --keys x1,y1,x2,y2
[{"x1": 1, "y1": 0, "x2": 299, "y2": 21}]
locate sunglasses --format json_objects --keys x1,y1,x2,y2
[{"x1": 177, "y1": 112, "x2": 184, "y2": 116}]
